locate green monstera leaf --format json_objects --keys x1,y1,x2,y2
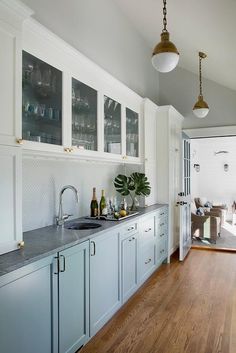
[
  {"x1": 130, "y1": 172, "x2": 151, "y2": 196},
  {"x1": 114, "y1": 174, "x2": 135, "y2": 196}
]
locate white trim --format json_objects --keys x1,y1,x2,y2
[
  {"x1": 0, "y1": 0, "x2": 33, "y2": 22},
  {"x1": 183, "y1": 126, "x2": 236, "y2": 139}
]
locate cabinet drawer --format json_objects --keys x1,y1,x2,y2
[
  {"x1": 156, "y1": 207, "x2": 168, "y2": 220},
  {"x1": 139, "y1": 242, "x2": 155, "y2": 281},
  {"x1": 157, "y1": 224, "x2": 168, "y2": 241},
  {"x1": 140, "y1": 216, "x2": 155, "y2": 243},
  {"x1": 156, "y1": 238, "x2": 168, "y2": 263},
  {"x1": 120, "y1": 221, "x2": 138, "y2": 238}
]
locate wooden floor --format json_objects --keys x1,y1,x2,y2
[{"x1": 80, "y1": 249, "x2": 236, "y2": 353}]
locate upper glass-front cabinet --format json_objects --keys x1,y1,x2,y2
[
  {"x1": 104, "y1": 96, "x2": 121, "y2": 155},
  {"x1": 22, "y1": 51, "x2": 62, "y2": 145},
  {"x1": 72, "y1": 78, "x2": 98, "y2": 151},
  {"x1": 126, "y1": 108, "x2": 139, "y2": 158}
]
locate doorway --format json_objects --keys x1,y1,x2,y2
[{"x1": 190, "y1": 135, "x2": 236, "y2": 251}]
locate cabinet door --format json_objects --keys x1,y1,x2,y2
[
  {"x1": 22, "y1": 51, "x2": 63, "y2": 146},
  {"x1": 126, "y1": 107, "x2": 139, "y2": 158},
  {"x1": 90, "y1": 231, "x2": 121, "y2": 336},
  {"x1": 104, "y1": 95, "x2": 122, "y2": 155},
  {"x1": 72, "y1": 77, "x2": 98, "y2": 151},
  {"x1": 0, "y1": 21, "x2": 21, "y2": 145},
  {"x1": 59, "y1": 241, "x2": 89, "y2": 353},
  {"x1": 0, "y1": 255, "x2": 58, "y2": 353},
  {"x1": 0, "y1": 145, "x2": 22, "y2": 255},
  {"x1": 121, "y1": 234, "x2": 138, "y2": 303},
  {"x1": 138, "y1": 241, "x2": 156, "y2": 285}
]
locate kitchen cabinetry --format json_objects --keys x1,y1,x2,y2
[
  {"x1": 156, "y1": 106, "x2": 183, "y2": 258},
  {"x1": 72, "y1": 77, "x2": 98, "y2": 151},
  {"x1": 22, "y1": 51, "x2": 63, "y2": 146},
  {"x1": 0, "y1": 0, "x2": 32, "y2": 255},
  {"x1": 0, "y1": 206, "x2": 169, "y2": 353},
  {"x1": 155, "y1": 207, "x2": 168, "y2": 266},
  {"x1": 120, "y1": 225, "x2": 138, "y2": 303},
  {"x1": 143, "y1": 98, "x2": 158, "y2": 206},
  {"x1": 0, "y1": 146, "x2": 22, "y2": 255},
  {"x1": 21, "y1": 19, "x2": 142, "y2": 163},
  {"x1": 138, "y1": 214, "x2": 156, "y2": 284},
  {"x1": 90, "y1": 230, "x2": 121, "y2": 336},
  {"x1": 58, "y1": 242, "x2": 89, "y2": 353},
  {"x1": 0, "y1": 255, "x2": 58, "y2": 353},
  {"x1": 126, "y1": 107, "x2": 139, "y2": 158}
]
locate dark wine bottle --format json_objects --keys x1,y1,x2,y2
[
  {"x1": 100, "y1": 189, "x2": 107, "y2": 216},
  {"x1": 90, "y1": 187, "x2": 98, "y2": 217}
]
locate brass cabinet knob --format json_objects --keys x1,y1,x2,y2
[
  {"x1": 18, "y1": 241, "x2": 25, "y2": 249},
  {"x1": 16, "y1": 138, "x2": 23, "y2": 145}
]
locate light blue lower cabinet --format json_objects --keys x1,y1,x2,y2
[
  {"x1": 138, "y1": 240, "x2": 156, "y2": 285},
  {"x1": 120, "y1": 233, "x2": 138, "y2": 303},
  {"x1": 89, "y1": 230, "x2": 121, "y2": 337},
  {"x1": 58, "y1": 241, "x2": 89, "y2": 353},
  {"x1": 156, "y1": 238, "x2": 168, "y2": 267},
  {"x1": 0, "y1": 255, "x2": 58, "y2": 353}
]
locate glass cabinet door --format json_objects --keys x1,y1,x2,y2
[
  {"x1": 126, "y1": 108, "x2": 139, "y2": 157},
  {"x1": 72, "y1": 78, "x2": 97, "y2": 151},
  {"x1": 104, "y1": 96, "x2": 121, "y2": 154},
  {"x1": 22, "y1": 51, "x2": 62, "y2": 145}
]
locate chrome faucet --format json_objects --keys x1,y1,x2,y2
[{"x1": 56, "y1": 185, "x2": 79, "y2": 226}]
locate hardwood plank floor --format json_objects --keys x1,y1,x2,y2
[{"x1": 80, "y1": 250, "x2": 236, "y2": 353}]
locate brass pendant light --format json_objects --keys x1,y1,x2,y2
[
  {"x1": 193, "y1": 52, "x2": 209, "y2": 118},
  {"x1": 152, "y1": 0, "x2": 179, "y2": 73}
]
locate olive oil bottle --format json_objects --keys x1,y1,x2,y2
[{"x1": 90, "y1": 187, "x2": 98, "y2": 217}]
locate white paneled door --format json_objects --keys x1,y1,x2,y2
[{"x1": 178, "y1": 136, "x2": 191, "y2": 261}]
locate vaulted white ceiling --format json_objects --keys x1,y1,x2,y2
[{"x1": 114, "y1": 0, "x2": 236, "y2": 91}]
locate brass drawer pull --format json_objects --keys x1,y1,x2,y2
[
  {"x1": 160, "y1": 249, "x2": 165, "y2": 254},
  {"x1": 16, "y1": 138, "x2": 23, "y2": 145},
  {"x1": 128, "y1": 226, "x2": 135, "y2": 231},
  {"x1": 18, "y1": 241, "x2": 25, "y2": 248},
  {"x1": 160, "y1": 223, "x2": 165, "y2": 227},
  {"x1": 145, "y1": 258, "x2": 152, "y2": 264},
  {"x1": 160, "y1": 233, "x2": 165, "y2": 237},
  {"x1": 160, "y1": 212, "x2": 165, "y2": 216},
  {"x1": 145, "y1": 227, "x2": 152, "y2": 233},
  {"x1": 132, "y1": 236, "x2": 135, "y2": 240}
]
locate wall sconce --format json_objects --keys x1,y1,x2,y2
[
  {"x1": 224, "y1": 164, "x2": 229, "y2": 172},
  {"x1": 194, "y1": 164, "x2": 200, "y2": 172}
]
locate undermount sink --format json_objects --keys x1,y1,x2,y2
[{"x1": 65, "y1": 222, "x2": 102, "y2": 230}]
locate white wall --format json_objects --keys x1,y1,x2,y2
[
  {"x1": 159, "y1": 67, "x2": 236, "y2": 129},
  {"x1": 22, "y1": 158, "x2": 141, "y2": 231},
  {"x1": 191, "y1": 137, "x2": 236, "y2": 219},
  {"x1": 21, "y1": 0, "x2": 159, "y2": 103}
]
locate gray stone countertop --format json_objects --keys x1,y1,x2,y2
[{"x1": 0, "y1": 204, "x2": 167, "y2": 277}]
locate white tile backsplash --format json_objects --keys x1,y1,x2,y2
[{"x1": 22, "y1": 157, "x2": 140, "y2": 232}]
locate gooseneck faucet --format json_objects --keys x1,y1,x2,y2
[{"x1": 56, "y1": 185, "x2": 79, "y2": 226}]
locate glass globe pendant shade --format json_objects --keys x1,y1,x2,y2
[
  {"x1": 152, "y1": 32, "x2": 179, "y2": 73},
  {"x1": 193, "y1": 95, "x2": 209, "y2": 118}
]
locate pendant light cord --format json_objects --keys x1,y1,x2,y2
[
  {"x1": 162, "y1": 0, "x2": 168, "y2": 32},
  {"x1": 199, "y1": 55, "x2": 203, "y2": 96}
]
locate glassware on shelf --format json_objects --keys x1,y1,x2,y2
[
  {"x1": 126, "y1": 107, "x2": 139, "y2": 157},
  {"x1": 104, "y1": 95, "x2": 121, "y2": 154},
  {"x1": 22, "y1": 51, "x2": 62, "y2": 146},
  {"x1": 72, "y1": 77, "x2": 97, "y2": 151}
]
